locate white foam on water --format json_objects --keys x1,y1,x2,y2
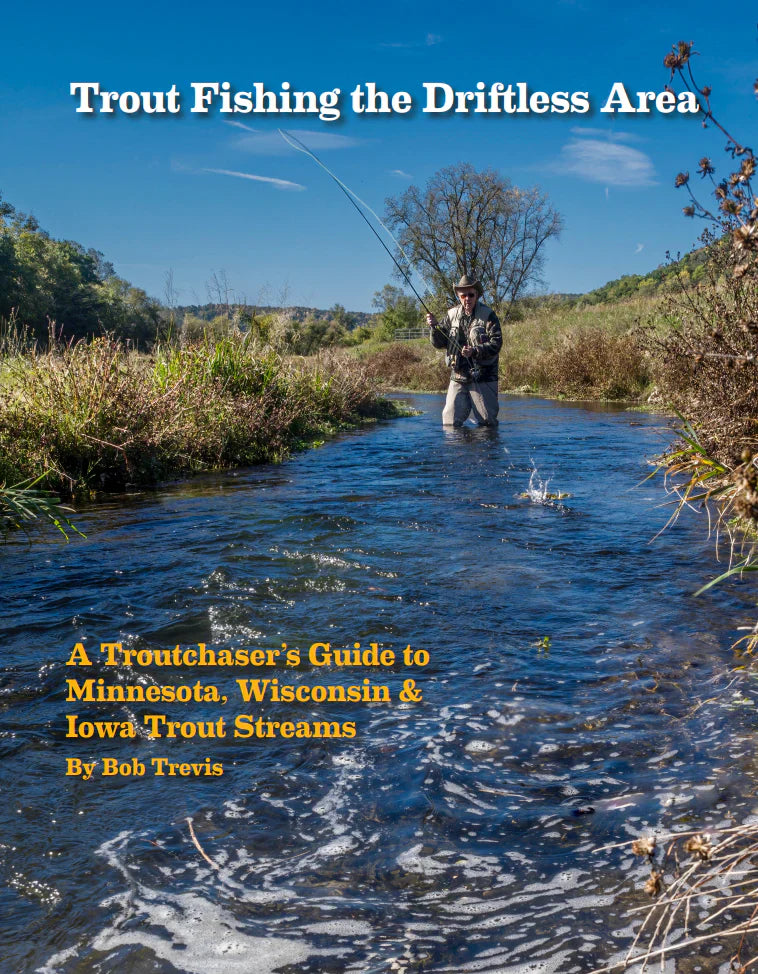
[
  {"x1": 443, "y1": 780, "x2": 496, "y2": 810},
  {"x1": 36, "y1": 946, "x2": 79, "y2": 973},
  {"x1": 331, "y1": 750, "x2": 365, "y2": 768},
  {"x1": 497, "y1": 713, "x2": 524, "y2": 726},
  {"x1": 89, "y1": 891, "x2": 318, "y2": 974},
  {"x1": 308, "y1": 750, "x2": 367, "y2": 840},
  {"x1": 439, "y1": 895, "x2": 519, "y2": 918},
  {"x1": 317, "y1": 836, "x2": 358, "y2": 858},
  {"x1": 647, "y1": 748, "x2": 678, "y2": 763},
  {"x1": 223, "y1": 800, "x2": 248, "y2": 819},
  {"x1": 396, "y1": 845, "x2": 503, "y2": 882},
  {"x1": 436, "y1": 947, "x2": 576, "y2": 973},
  {"x1": 39, "y1": 829, "x2": 345, "y2": 974},
  {"x1": 465, "y1": 739, "x2": 497, "y2": 754},
  {"x1": 568, "y1": 893, "x2": 617, "y2": 908},
  {"x1": 658, "y1": 791, "x2": 693, "y2": 807},
  {"x1": 304, "y1": 919, "x2": 373, "y2": 936}
]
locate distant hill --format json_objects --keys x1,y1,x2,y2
[
  {"x1": 580, "y1": 248, "x2": 709, "y2": 304},
  {"x1": 178, "y1": 248, "x2": 711, "y2": 330},
  {"x1": 0, "y1": 173, "x2": 716, "y2": 352},
  {"x1": 181, "y1": 251, "x2": 706, "y2": 329},
  {"x1": 514, "y1": 249, "x2": 711, "y2": 315},
  {"x1": 177, "y1": 303, "x2": 375, "y2": 329}
]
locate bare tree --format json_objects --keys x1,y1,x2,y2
[
  {"x1": 206, "y1": 269, "x2": 234, "y2": 318},
  {"x1": 384, "y1": 163, "x2": 562, "y2": 313}
]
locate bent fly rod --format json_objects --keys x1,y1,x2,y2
[
  {"x1": 278, "y1": 128, "x2": 434, "y2": 316},
  {"x1": 278, "y1": 129, "x2": 477, "y2": 373}
]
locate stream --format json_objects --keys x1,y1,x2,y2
[{"x1": 2, "y1": 393, "x2": 757, "y2": 974}]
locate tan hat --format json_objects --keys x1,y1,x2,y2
[{"x1": 453, "y1": 274, "x2": 483, "y2": 297}]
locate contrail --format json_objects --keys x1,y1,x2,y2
[
  {"x1": 202, "y1": 167, "x2": 305, "y2": 191},
  {"x1": 223, "y1": 120, "x2": 260, "y2": 133}
]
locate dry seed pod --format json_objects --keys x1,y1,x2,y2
[
  {"x1": 645, "y1": 869, "x2": 664, "y2": 897},
  {"x1": 631, "y1": 837, "x2": 657, "y2": 857},
  {"x1": 683, "y1": 834, "x2": 713, "y2": 860}
]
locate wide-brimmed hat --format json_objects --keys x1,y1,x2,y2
[{"x1": 453, "y1": 274, "x2": 483, "y2": 297}]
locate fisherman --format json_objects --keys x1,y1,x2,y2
[{"x1": 426, "y1": 274, "x2": 503, "y2": 427}]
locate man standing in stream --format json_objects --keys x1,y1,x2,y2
[{"x1": 426, "y1": 274, "x2": 503, "y2": 427}]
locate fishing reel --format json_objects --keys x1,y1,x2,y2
[
  {"x1": 448, "y1": 353, "x2": 482, "y2": 384},
  {"x1": 460, "y1": 324, "x2": 485, "y2": 381}
]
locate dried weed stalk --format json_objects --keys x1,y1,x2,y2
[
  {"x1": 642, "y1": 42, "x2": 758, "y2": 626},
  {"x1": 592, "y1": 45, "x2": 758, "y2": 974},
  {"x1": 591, "y1": 824, "x2": 758, "y2": 973}
]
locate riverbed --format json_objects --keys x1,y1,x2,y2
[{"x1": 2, "y1": 394, "x2": 757, "y2": 973}]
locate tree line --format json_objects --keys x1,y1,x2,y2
[
  {"x1": 0, "y1": 162, "x2": 567, "y2": 350},
  {"x1": 0, "y1": 194, "x2": 163, "y2": 346}
]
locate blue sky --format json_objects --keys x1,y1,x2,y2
[{"x1": 1, "y1": 1, "x2": 755, "y2": 312}]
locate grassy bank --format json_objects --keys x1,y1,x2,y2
[
  {"x1": 501, "y1": 296, "x2": 654, "y2": 399},
  {"x1": 356, "y1": 294, "x2": 658, "y2": 401},
  {"x1": 0, "y1": 333, "x2": 402, "y2": 499}
]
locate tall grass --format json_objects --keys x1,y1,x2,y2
[
  {"x1": 356, "y1": 295, "x2": 659, "y2": 400},
  {"x1": 360, "y1": 342, "x2": 450, "y2": 391},
  {"x1": 638, "y1": 240, "x2": 758, "y2": 645},
  {"x1": 501, "y1": 296, "x2": 654, "y2": 398},
  {"x1": 0, "y1": 332, "x2": 400, "y2": 498}
]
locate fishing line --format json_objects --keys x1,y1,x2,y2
[
  {"x1": 279, "y1": 128, "x2": 481, "y2": 391},
  {"x1": 278, "y1": 128, "x2": 435, "y2": 317}
]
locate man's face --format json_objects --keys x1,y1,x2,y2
[{"x1": 458, "y1": 289, "x2": 477, "y2": 314}]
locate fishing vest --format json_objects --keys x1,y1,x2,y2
[{"x1": 445, "y1": 301, "x2": 499, "y2": 382}]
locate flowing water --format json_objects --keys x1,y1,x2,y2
[{"x1": 2, "y1": 394, "x2": 758, "y2": 974}]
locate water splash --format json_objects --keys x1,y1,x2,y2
[
  {"x1": 527, "y1": 463, "x2": 551, "y2": 503},
  {"x1": 521, "y1": 463, "x2": 570, "y2": 505}
]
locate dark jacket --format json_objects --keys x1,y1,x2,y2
[{"x1": 430, "y1": 300, "x2": 502, "y2": 383}]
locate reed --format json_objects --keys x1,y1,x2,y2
[{"x1": 0, "y1": 476, "x2": 82, "y2": 540}]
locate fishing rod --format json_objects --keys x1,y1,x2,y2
[
  {"x1": 278, "y1": 129, "x2": 475, "y2": 372},
  {"x1": 278, "y1": 128, "x2": 434, "y2": 316}
]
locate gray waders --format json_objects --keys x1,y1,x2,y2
[{"x1": 442, "y1": 379, "x2": 499, "y2": 427}]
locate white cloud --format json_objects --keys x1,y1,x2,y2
[
  {"x1": 379, "y1": 33, "x2": 443, "y2": 49},
  {"x1": 569, "y1": 127, "x2": 643, "y2": 143},
  {"x1": 390, "y1": 169, "x2": 412, "y2": 179},
  {"x1": 234, "y1": 129, "x2": 361, "y2": 155},
  {"x1": 634, "y1": 243, "x2": 644, "y2": 254},
  {"x1": 557, "y1": 138, "x2": 657, "y2": 187},
  {"x1": 202, "y1": 168, "x2": 305, "y2": 191}
]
